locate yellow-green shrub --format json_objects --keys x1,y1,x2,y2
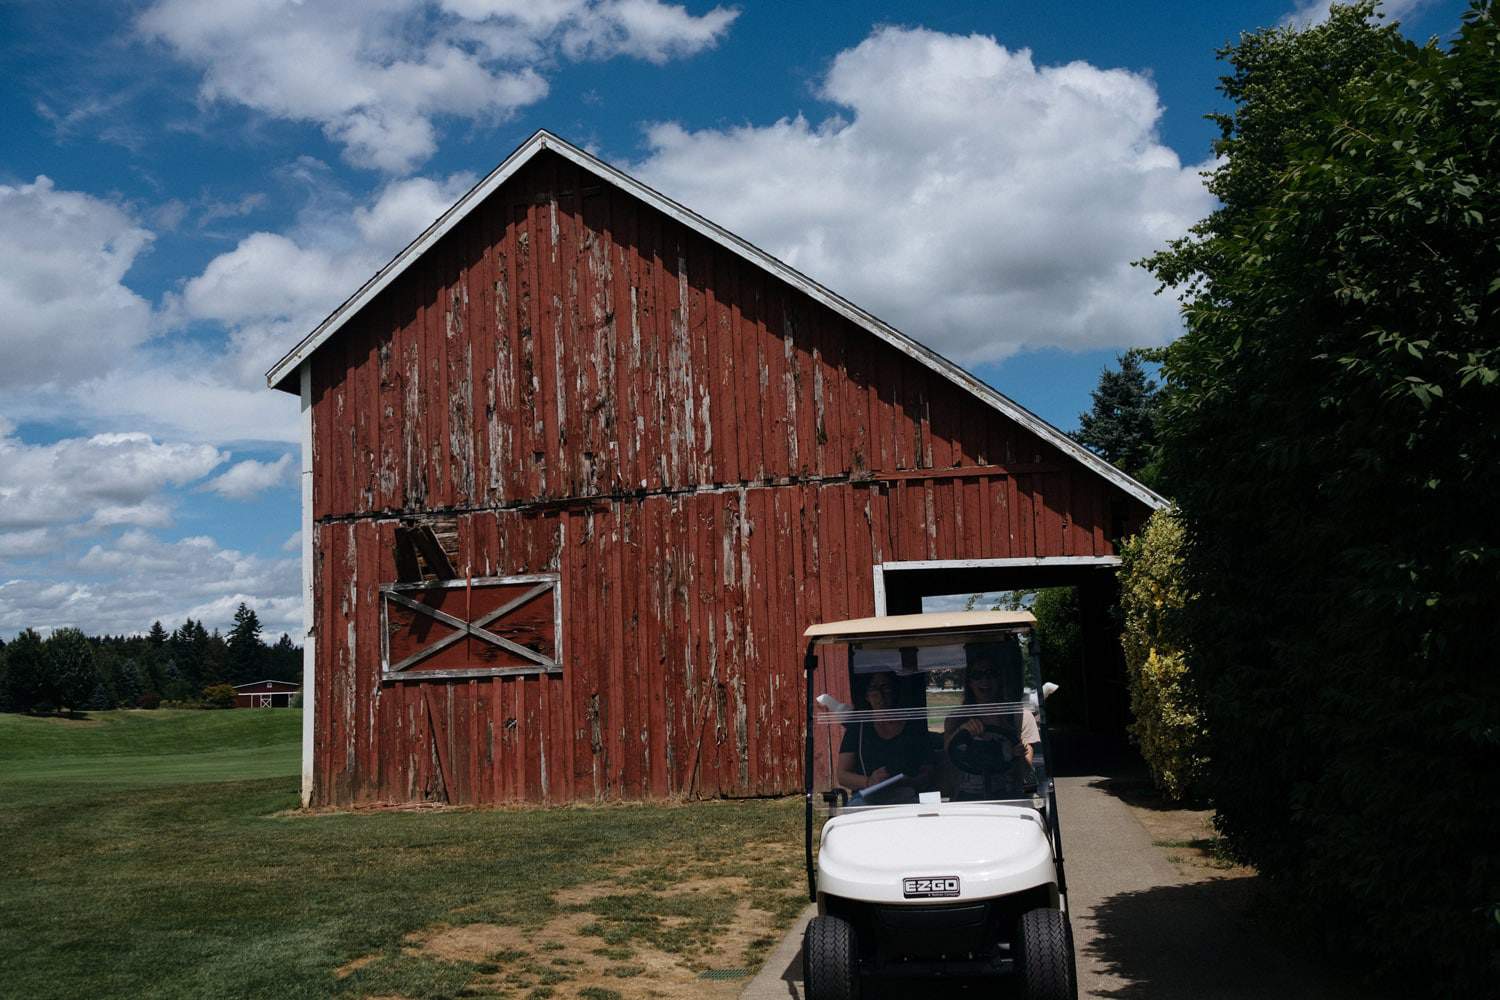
[{"x1": 1119, "y1": 507, "x2": 1204, "y2": 800}]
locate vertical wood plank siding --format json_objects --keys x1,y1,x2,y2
[{"x1": 309, "y1": 150, "x2": 1146, "y2": 806}]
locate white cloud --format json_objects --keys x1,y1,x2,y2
[
  {"x1": 0, "y1": 579, "x2": 97, "y2": 633},
  {"x1": 0, "y1": 530, "x2": 300, "y2": 635},
  {"x1": 181, "y1": 232, "x2": 375, "y2": 330},
  {"x1": 0, "y1": 177, "x2": 156, "y2": 388},
  {"x1": 139, "y1": 0, "x2": 737, "y2": 173},
  {"x1": 0, "y1": 529, "x2": 55, "y2": 559},
  {"x1": 165, "y1": 170, "x2": 479, "y2": 400},
  {"x1": 281, "y1": 530, "x2": 302, "y2": 552},
  {"x1": 352, "y1": 173, "x2": 480, "y2": 249},
  {"x1": 554, "y1": 0, "x2": 740, "y2": 63},
  {"x1": 633, "y1": 27, "x2": 1215, "y2": 364},
  {"x1": 203, "y1": 454, "x2": 294, "y2": 500},
  {"x1": 1282, "y1": 0, "x2": 1431, "y2": 28},
  {"x1": 0, "y1": 429, "x2": 225, "y2": 532},
  {"x1": 86, "y1": 502, "x2": 175, "y2": 530},
  {"x1": 0, "y1": 168, "x2": 481, "y2": 449},
  {"x1": 58, "y1": 364, "x2": 306, "y2": 445}
]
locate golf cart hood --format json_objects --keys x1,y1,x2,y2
[{"x1": 817, "y1": 802, "x2": 1056, "y2": 905}]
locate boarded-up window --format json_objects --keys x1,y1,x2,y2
[{"x1": 381, "y1": 575, "x2": 561, "y2": 680}]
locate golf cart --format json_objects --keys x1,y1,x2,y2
[{"x1": 800, "y1": 610, "x2": 1076, "y2": 999}]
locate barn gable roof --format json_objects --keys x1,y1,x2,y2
[{"x1": 266, "y1": 130, "x2": 1165, "y2": 510}]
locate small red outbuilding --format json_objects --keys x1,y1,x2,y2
[{"x1": 232, "y1": 680, "x2": 301, "y2": 709}]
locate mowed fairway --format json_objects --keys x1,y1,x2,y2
[{"x1": 0, "y1": 710, "x2": 806, "y2": 999}]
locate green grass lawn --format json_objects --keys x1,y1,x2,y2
[
  {"x1": 0, "y1": 710, "x2": 805, "y2": 999},
  {"x1": 0, "y1": 709, "x2": 302, "y2": 787}
]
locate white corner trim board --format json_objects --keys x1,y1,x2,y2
[{"x1": 299, "y1": 362, "x2": 316, "y2": 808}]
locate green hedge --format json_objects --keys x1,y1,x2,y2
[{"x1": 1140, "y1": 4, "x2": 1500, "y2": 992}]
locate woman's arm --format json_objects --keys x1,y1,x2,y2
[
  {"x1": 942, "y1": 714, "x2": 986, "y2": 749},
  {"x1": 837, "y1": 751, "x2": 889, "y2": 790}
]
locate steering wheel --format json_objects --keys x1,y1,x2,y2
[{"x1": 947, "y1": 726, "x2": 1019, "y2": 776}]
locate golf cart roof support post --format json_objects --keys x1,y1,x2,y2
[
  {"x1": 1033, "y1": 640, "x2": 1067, "y2": 905},
  {"x1": 805, "y1": 640, "x2": 817, "y2": 903}
]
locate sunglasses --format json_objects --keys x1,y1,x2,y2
[{"x1": 968, "y1": 670, "x2": 1000, "y2": 680}]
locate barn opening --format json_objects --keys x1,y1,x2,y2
[{"x1": 880, "y1": 558, "x2": 1129, "y2": 737}]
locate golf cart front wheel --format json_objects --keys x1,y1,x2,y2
[
  {"x1": 1016, "y1": 907, "x2": 1077, "y2": 1000},
  {"x1": 803, "y1": 915, "x2": 859, "y2": 1000}
]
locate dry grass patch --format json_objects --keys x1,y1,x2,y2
[{"x1": 397, "y1": 859, "x2": 801, "y2": 998}]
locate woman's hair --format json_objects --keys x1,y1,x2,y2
[
  {"x1": 960, "y1": 659, "x2": 993, "y2": 706},
  {"x1": 961, "y1": 642, "x2": 1019, "y2": 706},
  {"x1": 855, "y1": 670, "x2": 899, "y2": 710}
]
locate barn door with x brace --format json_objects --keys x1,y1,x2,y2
[{"x1": 380, "y1": 574, "x2": 562, "y2": 681}]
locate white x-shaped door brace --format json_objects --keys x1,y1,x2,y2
[{"x1": 384, "y1": 580, "x2": 558, "y2": 675}]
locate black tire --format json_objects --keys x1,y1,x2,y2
[
  {"x1": 803, "y1": 915, "x2": 860, "y2": 1000},
  {"x1": 1016, "y1": 907, "x2": 1077, "y2": 1000}
]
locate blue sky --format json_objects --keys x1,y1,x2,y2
[{"x1": 0, "y1": 0, "x2": 1468, "y2": 638}]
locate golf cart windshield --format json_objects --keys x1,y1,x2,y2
[{"x1": 806, "y1": 613, "x2": 1052, "y2": 814}]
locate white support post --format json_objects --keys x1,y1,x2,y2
[{"x1": 299, "y1": 362, "x2": 316, "y2": 807}]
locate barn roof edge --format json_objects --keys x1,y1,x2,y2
[{"x1": 264, "y1": 129, "x2": 1166, "y2": 511}]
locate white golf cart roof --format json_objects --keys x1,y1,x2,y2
[{"x1": 805, "y1": 610, "x2": 1036, "y2": 644}]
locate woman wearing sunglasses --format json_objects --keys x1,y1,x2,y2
[{"x1": 943, "y1": 644, "x2": 1038, "y2": 800}]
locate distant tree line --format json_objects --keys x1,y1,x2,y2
[{"x1": 0, "y1": 603, "x2": 301, "y2": 714}]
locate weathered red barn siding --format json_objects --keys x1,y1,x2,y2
[{"x1": 307, "y1": 148, "x2": 1145, "y2": 807}]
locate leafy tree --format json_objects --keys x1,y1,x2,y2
[
  {"x1": 44, "y1": 628, "x2": 98, "y2": 713},
  {"x1": 1140, "y1": 3, "x2": 1500, "y2": 991},
  {"x1": 1072, "y1": 350, "x2": 1161, "y2": 484},
  {"x1": 201, "y1": 683, "x2": 237, "y2": 709},
  {"x1": 977, "y1": 588, "x2": 1085, "y2": 723},
  {"x1": 2, "y1": 630, "x2": 46, "y2": 712}
]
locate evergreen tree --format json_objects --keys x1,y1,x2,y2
[
  {"x1": 109, "y1": 657, "x2": 144, "y2": 708},
  {"x1": 174, "y1": 618, "x2": 215, "y2": 688},
  {"x1": 270, "y1": 632, "x2": 300, "y2": 682},
  {"x1": 1073, "y1": 349, "x2": 1161, "y2": 484},
  {"x1": 204, "y1": 627, "x2": 229, "y2": 686},
  {"x1": 147, "y1": 621, "x2": 167, "y2": 646},
  {"x1": 227, "y1": 603, "x2": 265, "y2": 683}
]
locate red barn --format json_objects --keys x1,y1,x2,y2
[
  {"x1": 266, "y1": 130, "x2": 1162, "y2": 809},
  {"x1": 233, "y1": 679, "x2": 301, "y2": 708}
]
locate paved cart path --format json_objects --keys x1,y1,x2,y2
[{"x1": 743, "y1": 774, "x2": 1362, "y2": 999}]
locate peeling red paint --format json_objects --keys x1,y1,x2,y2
[{"x1": 306, "y1": 150, "x2": 1148, "y2": 807}]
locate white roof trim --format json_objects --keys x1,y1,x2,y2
[{"x1": 265, "y1": 129, "x2": 1165, "y2": 510}]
